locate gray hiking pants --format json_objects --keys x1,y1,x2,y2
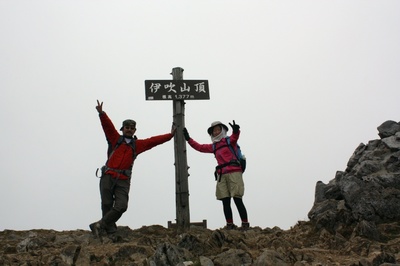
[{"x1": 99, "y1": 174, "x2": 131, "y2": 226}]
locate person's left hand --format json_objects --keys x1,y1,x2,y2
[
  {"x1": 183, "y1": 128, "x2": 190, "y2": 141},
  {"x1": 229, "y1": 120, "x2": 240, "y2": 133}
]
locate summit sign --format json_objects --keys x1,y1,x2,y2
[{"x1": 145, "y1": 80, "x2": 210, "y2": 101}]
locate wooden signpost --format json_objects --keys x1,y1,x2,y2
[{"x1": 145, "y1": 67, "x2": 210, "y2": 231}]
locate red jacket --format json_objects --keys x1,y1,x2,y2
[
  {"x1": 100, "y1": 112, "x2": 173, "y2": 180},
  {"x1": 187, "y1": 131, "x2": 242, "y2": 174}
]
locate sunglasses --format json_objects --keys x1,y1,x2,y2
[{"x1": 124, "y1": 126, "x2": 135, "y2": 130}]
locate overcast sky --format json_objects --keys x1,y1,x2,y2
[{"x1": 1, "y1": 0, "x2": 399, "y2": 231}]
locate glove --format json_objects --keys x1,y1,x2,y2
[
  {"x1": 229, "y1": 120, "x2": 240, "y2": 133},
  {"x1": 183, "y1": 128, "x2": 190, "y2": 141}
]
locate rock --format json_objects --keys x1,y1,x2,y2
[
  {"x1": 253, "y1": 249, "x2": 289, "y2": 266},
  {"x1": 309, "y1": 121, "x2": 400, "y2": 239},
  {"x1": 149, "y1": 242, "x2": 192, "y2": 266},
  {"x1": 377, "y1": 120, "x2": 400, "y2": 139},
  {"x1": 371, "y1": 252, "x2": 397, "y2": 265},
  {"x1": 60, "y1": 245, "x2": 81, "y2": 265},
  {"x1": 178, "y1": 232, "x2": 207, "y2": 255},
  {"x1": 199, "y1": 255, "x2": 214, "y2": 266},
  {"x1": 213, "y1": 248, "x2": 252, "y2": 266},
  {"x1": 382, "y1": 132, "x2": 400, "y2": 150}
]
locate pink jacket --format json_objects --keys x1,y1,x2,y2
[{"x1": 187, "y1": 130, "x2": 242, "y2": 174}]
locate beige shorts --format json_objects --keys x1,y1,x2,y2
[{"x1": 215, "y1": 171, "x2": 245, "y2": 200}]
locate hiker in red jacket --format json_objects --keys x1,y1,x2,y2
[
  {"x1": 90, "y1": 100, "x2": 176, "y2": 236},
  {"x1": 183, "y1": 120, "x2": 249, "y2": 231}
]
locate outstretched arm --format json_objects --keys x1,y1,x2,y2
[{"x1": 183, "y1": 128, "x2": 213, "y2": 153}]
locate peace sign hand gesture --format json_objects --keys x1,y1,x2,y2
[
  {"x1": 229, "y1": 120, "x2": 240, "y2": 133},
  {"x1": 96, "y1": 100, "x2": 104, "y2": 114}
]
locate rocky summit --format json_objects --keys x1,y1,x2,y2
[{"x1": 1, "y1": 121, "x2": 400, "y2": 266}]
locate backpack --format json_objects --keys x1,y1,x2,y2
[
  {"x1": 96, "y1": 136, "x2": 137, "y2": 178},
  {"x1": 213, "y1": 137, "x2": 246, "y2": 173},
  {"x1": 107, "y1": 135, "x2": 137, "y2": 160}
]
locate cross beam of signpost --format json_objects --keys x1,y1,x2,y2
[{"x1": 145, "y1": 67, "x2": 210, "y2": 231}]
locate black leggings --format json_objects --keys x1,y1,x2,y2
[{"x1": 222, "y1": 197, "x2": 248, "y2": 223}]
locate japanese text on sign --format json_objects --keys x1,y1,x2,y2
[{"x1": 145, "y1": 80, "x2": 210, "y2": 100}]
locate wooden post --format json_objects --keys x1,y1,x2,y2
[{"x1": 171, "y1": 67, "x2": 190, "y2": 231}]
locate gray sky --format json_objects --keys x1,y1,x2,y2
[{"x1": 1, "y1": 0, "x2": 399, "y2": 231}]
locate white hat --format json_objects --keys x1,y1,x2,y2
[{"x1": 207, "y1": 121, "x2": 228, "y2": 135}]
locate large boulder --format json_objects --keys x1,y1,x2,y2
[
  {"x1": 377, "y1": 120, "x2": 400, "y2": 139},
  {"x1": 308, "y1": 120, "x2": 400, "y2": 239}
]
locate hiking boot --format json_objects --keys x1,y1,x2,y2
[
  {"x1": 224, "y1": 223, "x2": 237, "y2": 230},
  {"x1": 89, "y1": 221, "x2": 105, "y2": 237},
  {"x1": 239, "y1": 222, "x2": 250, "y2": 231},
  {"x1": 105, "y1": 223, "x2": 117, "y2": 235}
]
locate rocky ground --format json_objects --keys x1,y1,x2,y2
[{"x1": 1, "y1": 221, "x2": 399, "y2": 265}]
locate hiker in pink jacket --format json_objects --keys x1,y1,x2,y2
[{"x1": 183, "y1": 120, "x2": 249, "y2": 231}]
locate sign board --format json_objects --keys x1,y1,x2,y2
[{"x1": 145, "y1": 80, "x2": 210, "y2": 100}]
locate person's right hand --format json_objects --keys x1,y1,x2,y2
[
  {"x1": 171, "y1": 123, "x2": 177, "y2": 135},
  {"x1": 96, "y1": 100, "x2": 104, "y2": 114},
  {"x1": 183, "y1": 128, "x2": 190, "y2": 141}
]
